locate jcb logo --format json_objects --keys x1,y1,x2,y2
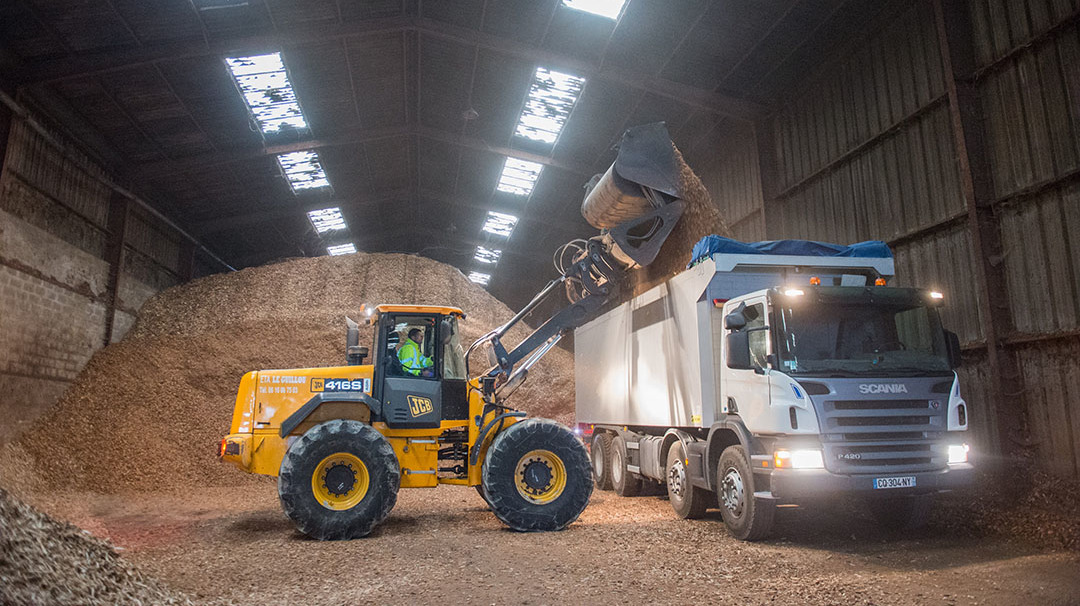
[
  {"x1": 310, "y1": 378, "x2": 325, "y2": 392},
  {"x1": 407, "y1": 395, "x2": 433, "y2": 417}
]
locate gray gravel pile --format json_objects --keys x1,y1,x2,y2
[{"x1": 0, "y1": 487, "x2": 195, "y2": 606}]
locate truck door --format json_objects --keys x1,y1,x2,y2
[
  {"x1": 374, "y1": 314, "x2": 442, "y2": 429},
  {"x1": 722, "y1": 297, "x2": 772, "y2": 423}
]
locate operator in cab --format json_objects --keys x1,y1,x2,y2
[{"x1": 398, "y1": 328, "x2": 434, "y2": 377}]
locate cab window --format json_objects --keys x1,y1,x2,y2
[{"x1": 744, "y1": 302, "x2": 769, "y2": 369}]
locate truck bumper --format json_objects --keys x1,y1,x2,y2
[{"x1": 763, "y1": 462, "x2": 975, "y2": 500}]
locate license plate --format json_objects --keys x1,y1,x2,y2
[{"x1": 873, "y1": 476, "x2": 916, "y2": 489}]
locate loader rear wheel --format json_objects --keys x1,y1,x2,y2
[
  {"x1": 591, "y1": 432, "x2": 614, "y2": 490},
  {"x1": 482, "y1": 419, "x2": 592, "y2": 532},
  {"x1": 611, "y1": 435, "x2": 641, "y2": 497},
  {"x1": 667, "y1": 442, "x2": 709, "y2": 519},
  {"x1": 278, "y1": 419, "x2": 399, "y2": 540}
]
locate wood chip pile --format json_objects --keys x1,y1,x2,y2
[
  {"x1": 0, "y1": 487, "x2": 195, "y2": 605},
  {"x1": 0, "y1": 253, "x2": 574, "y2": 494}
]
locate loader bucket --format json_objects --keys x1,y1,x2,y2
[{"x1": 581, "y1": 122, "x2": 692, "y2": 229}]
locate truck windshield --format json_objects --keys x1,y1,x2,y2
[{"x1": 775, "y1": 298, "x2": 950, "y2": 376}]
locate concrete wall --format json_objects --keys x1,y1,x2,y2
[{"x1": 0, "y1": 115, "x2": 187, "y2": 441}]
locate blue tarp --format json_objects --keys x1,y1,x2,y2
[{"x1": 689, "y1": 236, "x2": 893, "y2": 268}]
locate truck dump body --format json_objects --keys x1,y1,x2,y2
[{"x1": 575, "y1": 250, "x2": 895, "y2": 430}]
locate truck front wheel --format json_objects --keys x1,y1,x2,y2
[
  {"x1": 866, "y1": 494, "x2": 933, "y2": 531},
  {"x1": 717, "y1": 445, "x2": 775, "y2": 541},
  {"x1": 591, "y1": 432, "x2": 614, "y2": 490},
  {"x1": 667, "y1": 442, "x2": 709, "y2": 519},
  {"x1": 278, "y1": 419, "x2": 400, "y2": 540}
]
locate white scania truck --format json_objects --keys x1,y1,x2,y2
[{"x1": 576, "y1": 240, "x2": 974, "y2": 540}]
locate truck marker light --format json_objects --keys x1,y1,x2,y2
[
  {"x1": 809, "y1": 277, "x2": 821, "y2": 285},
  {"x1": 875, "y1": 278, "x2": 887, "y2": 286},
  {"x1": 712, "y1": 298, "x2": 728, "y2": 307},
  {"x1": 783, "y1": 289, "x2": 804, "y2": 297},
  {"x1": 930, "y1": 291, "x2": 944, "y2": 299},
  {"x1": 948, "y1": 443, "x2": 969, "y2": 464}
]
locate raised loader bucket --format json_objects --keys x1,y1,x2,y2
[{"x1": 581, "y1": 122, "x2": 690, "y2": 229}]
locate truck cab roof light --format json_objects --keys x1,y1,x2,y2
[
  {"x1": 783, "y1": 288, "x2": 804, "y2": 297},
  {"x1": 875, "y1": 277, "x2": 887, "y2": 286},
  {"x1": 809, "y1": 276, "x2": 821, "y2": 285},
  {"x1": 930, "y1": 291, "x2": 944, "y2": 299}
]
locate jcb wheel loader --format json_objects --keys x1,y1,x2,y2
[{"x1": 218, "y1": 123, "x2": 697, "y2": 539}]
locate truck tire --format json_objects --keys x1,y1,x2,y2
[
  {"x1": 482, "y1": 419, "x2": 593, "y2": 531},
  {"x1": 716, "y1": 445, "x2": 774, "y2": 541},
  {"x1": 610, "y1": 435, "x2": 641, "y2": 497},
  {"x1": 278, "y1": 419, "x2": 399, "y2": 540},
  {"x1": 666, "y1": 442, "x2": 709, "y2": 519},
  {"x1": 866, "y1": 494, "x2": 934, "y2": 531},
  {"x1": 591, "y1": 432, "x2": 614, "y2": 490}
]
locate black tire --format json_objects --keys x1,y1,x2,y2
[
  {"x1": 591, "y1": 432, "x2": 614, "y2": 490},
  {"x1": 716, "y1": 445, "x2": 774, "y2": 541},
  {"x1": 867, "y1": 494, "x2": 934, "y2": 531},
  {"x1": 610, "y1": 435, "x2": 641, "y2": 497},
  {"x1": 278, "y1": 419, "x2": 399, "y2": 540},
  {"x1": 475, "y1": 484, "x2": 491, "y2": 508},
  {"x1": 666, "y1": 442, "x2": 709, "y2": 519},
  {"x1": 482, "y1": 419, "x2": 593, "y2": 532}
]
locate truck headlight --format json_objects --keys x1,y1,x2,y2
[
  {"x1": 774, "y1": 449, "x2": 824, "y2": 469},
  {"x1": 947, "y1": 443, "x2": 969, "y2": 464}
]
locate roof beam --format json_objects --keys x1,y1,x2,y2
[
  {"x1": 13, "y1": 16, "x2": 765, "y2": 121},
  {"x1": 137, "y1": 123, "x2": 596, "y2": 181}
]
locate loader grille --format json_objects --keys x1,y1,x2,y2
[{"x1": 820, "y1": 398, "x2": 948, "y2": 474}]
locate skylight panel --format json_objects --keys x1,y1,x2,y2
[
  {"x1": 496, "y1": 158, "x2": 544, "y2": 196},
  {"x1": 327, "y1": 243, "x2": 357, "y2": 256},
  {"x1": 277, "y1": 151, "x2": 330, "y2": 191},
  {"x1": 481, "y1": 211, "x2": 519, "y2": 238},
  {"x1": 226, "y1": 52, "x2": 308, "y2": 134},
  {"x1": 562, "y1": 0, "x2": 627, "y2": 19},
  {"x1": 514, "y1": 67, "x2": 585, "y2": 144},
  {"x1": 468, "y1": 271, "x2": 491, "y2": 286},
  {"x1": 474, "y1": 246, "x2": 502, "y2": 264},
  {"x1": 307, "y1": 207, "x2": 346, "y2": 233}
]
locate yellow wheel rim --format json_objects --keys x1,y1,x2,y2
[
  {"x1": 311, "y1": 452, "x2": 369, "y2": 511},
  {"x1": 514, "y1": 449, "x2": 567, "y2": 504}
]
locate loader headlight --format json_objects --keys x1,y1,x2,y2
[
  {"x1": 947, "y1": 443, "x2": 969, "y2": 464},
  {"x1": 774, "y1": 449, "x2": 824, "y2": 469}
]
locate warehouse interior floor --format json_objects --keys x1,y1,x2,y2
[{"x1": 21, "y1": 484, "x2": 1080, "y2": 605}]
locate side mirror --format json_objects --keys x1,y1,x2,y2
[
  {"x1": 726, "y1": 330, "x2": 753, "y2": 370},
  {"x1": 725, "y1": 302, "x2": 748, "y2": 330},
  {"x1": 945, "y1": 330, "x2": 962, "y2": 369}
]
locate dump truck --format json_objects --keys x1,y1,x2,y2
[
  {"x1": 219, "y1": 123, "x2": 695, "y2": 539},
  {"x1": 576, "y1": 237, "x2": 975, "y2": 540}
]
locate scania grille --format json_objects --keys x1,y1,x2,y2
[{"x1": 820, "y1": 398, "x2": 947, "y2": 474}]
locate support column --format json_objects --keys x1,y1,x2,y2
[
  {"x1": 933, "y1": 0, "x2": 1026, "y2": 454},
  {"x1": 102, "y1": 191, "x2": 130, "y2": 346},
  {"x1": 754, "y1": 116, "x2": 780, "y2": 239}
]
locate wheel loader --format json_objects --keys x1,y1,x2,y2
[{"x1": 218, "y1": 123, "x2": 698, "y2": 539}]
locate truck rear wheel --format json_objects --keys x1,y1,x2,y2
[
  {"x1": 866, "y1": 494, "x2": 933, "y2": 531},
  {"x1": 278, "y1": 419, "x2": 399, "y2": 540},
  {"x1": 591, "y1": 432, "x2": 614, "y2": 490},
  {"x1": 667, "y1": 442, "x2": 709, "y2": 519},
  {"x1": 610, "y1": 435, "x2": 641, "y2": 497},
  {"x1": 482, "y1": 419, "x2": 593, "y2": 531},
  {"x1": 717, "y1": 445, "x2": 774, "y2": 541}
]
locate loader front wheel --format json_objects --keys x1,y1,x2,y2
[
  {"x1": 482, "y1": 419, "x2": 593, "y2": 531},
  {"x1": 278, "y1": 419, "x2": 399, "y2": 540}
]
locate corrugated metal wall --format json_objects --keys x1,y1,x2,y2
[
  {"x1": 755, "y1": 0, "x2": 1080, "y2": 476},
  {"x1": 685, "y1": 121, "x2": 766, "y2": 242}
]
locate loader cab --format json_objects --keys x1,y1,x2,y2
[{"x1": 370, "y1": 305, "x2": 468, "y2": 428}]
